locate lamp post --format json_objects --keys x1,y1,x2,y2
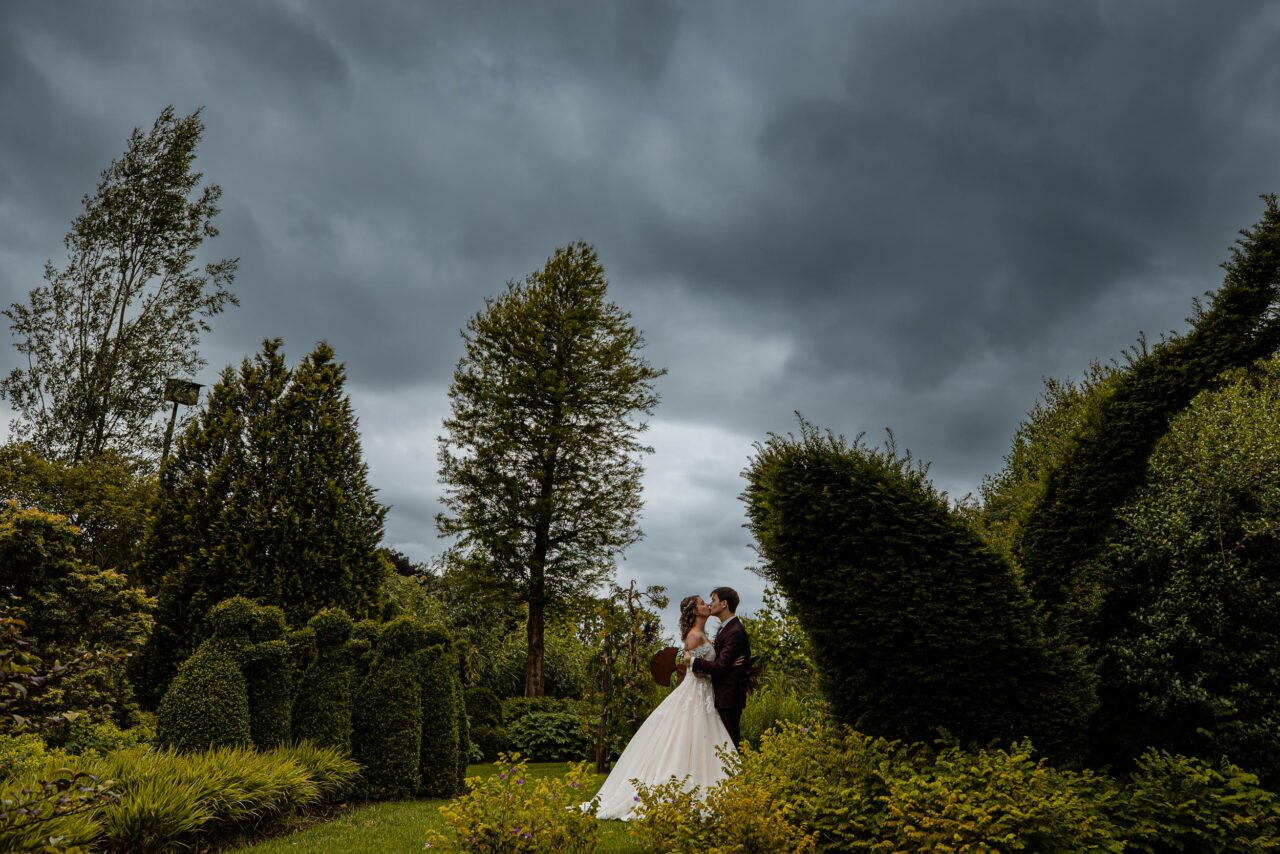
[{"x1": 161, "y1": 378, "x2": 203, "y2": 465}]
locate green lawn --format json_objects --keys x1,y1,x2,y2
[{"x1": 234, "y1": 762, "x2": 641, "y2": 853}]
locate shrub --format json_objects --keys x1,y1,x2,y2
[
  {"x1": 469, "y1": 725, "x2": 511, "y2": 761},
  {"x1": 352, "y1": 617, "x2": 436, "y2": 799},
  {"x1": 455, "y1": 673, "x2": 470, "y2": 794},
  {"x1": 155, "y1": 640, "x2": 251, "y2": 751},
  {"x1": 245, "y1": 638, "x2": 293, "y2": 749},
  {"x1": 0, "y1": 765, "x2": 115, "y2": 852},
  {"x1": 1117, "y1": 750, "x2": 1280, "y2": 851},
  {"x1": 744, "y1": 424, "x2": 1092, "y2": 759},
  {"x1": 739, "y1": 679, "x2": 817, "y2": 749},
  {"x1": 466, "y1": 686, "x2": 503, "y2": 728},
  {"x1": 734, "y1": 721, "x2": 904, "y2": 850},
  {"x1": 293, "y1": 608, "x2": 355, "y2": 752},
  {"x1": 507, "y1": 711, "x2": 593, "y2": 762},
  {"x1": 881, "y1": 740, "x2": 1124, "y2": 852},
  {"x1": 59, "y1": 716, "x2": 152, "y2": 757},
  {"x1": 426, "y1": 753, "x2": 599, "y2": 853},
  {"x1": 478, "y1": 629, "x2": 586, "y2": 699},
  {"x1": 630, "y1": 772, "x2": 817, "y2": 854},
  {"x1": 420, "y1": 636, "x2": 463, "y2": 798},
  {"x1": 0, "y1": 732, "x2": 69, "y2": 779},
  {"x1": 502, "y1": 695, "x2": 581, "y2": 724}
]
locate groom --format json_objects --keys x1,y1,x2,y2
[{"x1": 691, "y1": 586, "x2": 751, "y2": 749}]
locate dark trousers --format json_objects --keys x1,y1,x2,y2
[{"x1": 718, "y1": 707, "x2": 742, "y2": 749}]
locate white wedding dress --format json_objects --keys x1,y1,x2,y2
[{"x1": 594, "y1": 641, "x2": 734, "y2": 820}]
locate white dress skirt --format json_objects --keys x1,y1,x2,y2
[{"x1": 594, "y1": 641, "x2": 734, "y2": 820}]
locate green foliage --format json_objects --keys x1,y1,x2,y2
[
  {"x1": 739, "y1": 585, "x2": 816, "y2": 695},
  {"x1": 292, "y1": 608, "x2": 355, "y2": 752},
  {"x1": 477, "y1": 626, "x2": 586, "y2": 699},
  {"x1": 465, "y1": 686, "x2": 502, "y2": 728},
  {"x1": 155, "y1": 598, "x2": 256, "y2": 752},
  {"x1": 739, "y1": 679, "x2": 820, "y2": 750},
  {"x1": 507, "y1": 712, "x2": 593, "y2": 763},
  {"x1": 155, "y1": 641, "x2": 251, "y2": 752},
  {"x1": 420, "y1": 642, "x2": 463, "y2": 798},
  {"x1": 1118, "y1": 750, "x2": 1280, "y2": 851},
  {"x1": 0, "y1": 503, "x2": 155, "y2": 727},
  {"x1": 135, "y1": 339, "x2": 387, "y2": 705},
  {"x1": 0, "y1": 106, "x2": 238, "y2": 464},
  {"x1": 245, "y1": 638, "x2": 293, "y2": 749},
  {"x1": 351, "y1": 617, "x2": 440, "y2": 799},
  {"x1": 881, "y1": 740, "x2": 1124, "y2": 852},
  {"x1": 276, "y1": 740, "x2": 361, "y2": 802},
  {"x1": 584, "y1": 580, "x2": 667, "y2": 771},
  {"x1": 0, "y1": 732, "x2": 72, "y2": 779},
  {"x1": 0, "y1": 765, "x2": 117, "y2": 852},
  {"x1": 57, "y1": 716, "x2": 152, "y2": 757},
  {"x1": 1089, "y1": 360, "x2": 1280, "y2": 777},
  {"x1": 743, "y1": 422, "x2": 1092, "y2": 759},
  {"x1": 1017, "y1": 196, "x2": 1280, "y2": 623},
  {"x1": 380, "y1": 572, "x2": 447, "y2": 625},
  {"x1": 426, "y1": 753, "x2": 600, "y2": 853},
  {"x1": 469, "y1": 725, "x2": 511, "y2": 762},
  {"x1": 437, "y1": 242, "x2": 664, "y2": 696},
  {"x1": 629, "y1": 771, "x2": 818, "y2": 854},
  {"x1": 0, "y1": 444, "x2": 156, "y2": 571}
]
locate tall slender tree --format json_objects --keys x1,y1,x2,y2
[
  {"x1": 437, "y1": 243, "x2": 663, "y2": 696},
  {"x1": 1, "y1": 106, "x2": 238, "y2": 464}
]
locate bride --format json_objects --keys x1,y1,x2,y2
[{"x1": 594, "y1": 594, "x2": 735, "y2": 820}]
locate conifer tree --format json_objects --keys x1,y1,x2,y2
[
  {"x1": 438, "y1": 243, "x2": 663, "y2": 696},
  {"x1": 133, "y1": 339, "x2": 386, "y2": 705}
]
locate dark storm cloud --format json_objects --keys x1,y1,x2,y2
[{"x1": 2, "y1": 0, "x2": 1279, "y2": 631}]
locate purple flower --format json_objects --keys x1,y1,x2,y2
[
  {"x1": 499, "y1": 773, "x2": 507, "y2": 780},
  {"x1": 516, "y1": 778, "x2": 524, "y2": 785},
  {"x1": 524, "y1": 833, "x2": 532, "y2": 839},
  {"x1": 570, "y1": 781, "x2": 579, "y2": 788},
  {"x1": 633, "y1": 795, "x2": 640, "y2": 802}
]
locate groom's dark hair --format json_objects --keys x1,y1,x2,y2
[{"x1": 711, "y1": 586, "x2": 739, "y2": 614}]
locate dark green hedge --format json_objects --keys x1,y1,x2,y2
[
  {"x1": 1017, "y1": 197, "x2": 1280, "y2": 622},
  {"x1": 352, "y1": 617, "x2": 438, "y2": 799},
  {"x1": 744, "y1": 426, "x2": 1093, "y2": 760},
  {"x1": 245, "y1": 638, "x2": 293, "y2": 749},
  {"x1": 292, "y1": 609, "x2": 355, "y2": 752},
  {"x1": 420, "y1": 639, "x2": 462, "y2": 798},
  {"x1": 155, "y1": 639, "x2": 251, "y2": 751},
  {"x1": 465, "y1": 686, "x2": 502, "y2": 728}
]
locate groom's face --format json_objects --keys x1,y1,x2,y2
[{"x1": 708, "y1": 593, "x2": 724, "y2": 616}]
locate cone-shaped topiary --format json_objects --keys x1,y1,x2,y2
[
  {"x1": 155, "y1": 597, "x2": 257, "y2": 751},
  {"x1": 744, "y1": 424, "x2": 1094, "y2": 760},
  {"x1": 352, "y1": 617, "x2": 442, "y2": 799},
  {"x1": 293, "y1": 608, "x2": 355, "y2": 752},
  {"x1": 419, "y1": 630, "x2": 462, "y2": 798}
]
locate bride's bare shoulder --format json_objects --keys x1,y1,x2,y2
[{"x1": 684, "y1": 628, "x2": 707, "y2": 649}]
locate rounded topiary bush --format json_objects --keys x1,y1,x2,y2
[
  {"x1": 744, "y1": 424, "x2": 1093, "y2": 760},
  {"x1": 293, "y1": 608, "x2": 355, "y2": 752},
  {"x1": 155, "y1": 643, "x2": 251, "y2": 751},
  {"x1": 352, "y1": 617, "x2": 438, "y2": 799},
  {"x1": 419, "y1": 632, "x2": 462, "y2": 798},
  {"x1": 506, "y1": 710, "x2": 592, "y2": 762},
  {"x1": 155, "y1": 597, "x2": 259, "y2": 751}
]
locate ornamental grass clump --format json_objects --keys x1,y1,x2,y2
[{"x1": 425, "y1": 753, "x2": 599, "y2": 853}]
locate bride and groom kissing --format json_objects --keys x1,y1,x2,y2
[{"x1": 594, "y1": 587, "x2": 752, "y2": 821}]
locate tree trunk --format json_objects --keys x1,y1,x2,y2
[{"x1": 524, "y1": 571, "x2": 546, "y2": 697}]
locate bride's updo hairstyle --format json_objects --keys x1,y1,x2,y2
[{"x1": 679, "y1": 595, "x2": 699, "y2": 641}]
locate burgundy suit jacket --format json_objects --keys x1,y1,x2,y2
[{"x1": 691, "y1": 616, "x2": 751, "y2": 710}]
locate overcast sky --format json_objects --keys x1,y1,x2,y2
[{"x1": 2, "y1": 1, "x2": 1278, "y2": 637}]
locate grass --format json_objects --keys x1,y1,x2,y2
[{"x1": 233, "y1": 762, "x2": 641, "y2": 853}]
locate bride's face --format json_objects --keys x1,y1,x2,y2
[{"x1": 695, "y1": 596, "x2": 711, "y2": 618}]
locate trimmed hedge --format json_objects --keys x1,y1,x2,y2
[
  {"x1": 293, "y1": 608, "x2": 355, "y2": 752},
  {"x1": 420, "y1": 639, "x2": 463, "y2": 798},
  {"x1": 352, "y1": 617, "x2": 438, "y2": 799},
  {"x1": 245, "y1": 638, "x2": 292, "y2": 749},
  {"x1": 465, "y1": 686, "x2": 503, "y2": 728},
  {"x1": 156, "y1": 640, "x2": 251, "y2": 752},
  {"x1": 744, "y1": 425, "x2": 1093, "y2": 759},
  {"x1": 155, "y1": 598, "x2": 259, "y2": 752}
]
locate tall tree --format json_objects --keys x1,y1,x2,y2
[
  {"x1": 437, "y1": 243, "x2": 663, "y2": 697},
  {"x1": 1, "y1": 106, "x2": 238, "y2": 464},
  {"x1": 132, "y1": 339, "x2": 387, "y2": 705}
]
